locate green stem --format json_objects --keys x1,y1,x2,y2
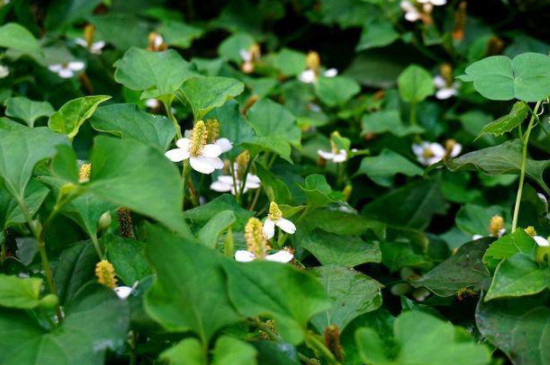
[
  {"x1": 163, "y1": 100, "x2": 183, "y2": 140},
  {"x1": 90, "y1": 233, "x2": 103, "y2": 258},
  {"x1": 224, "y1": 226, "x2": 234, "y2": 257},
  {"x1": 409, "y1": 102, "x2": 417, "y2": 126},
  {"x1": 512, "y1": 100, "x2": 543, "y2": 232},
  {"x1": 248, "y1": 185, "x2": 262, "y2": 211},
  {"x1": 305, "y1": 333, "x2": 340, "y2": 365}
]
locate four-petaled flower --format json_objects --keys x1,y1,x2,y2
[
  {"x1": 434, "y1": 74, "x2": 459, "y2": 100},
  {"x1": 165, "y1": 120, "x2": 224, "y2": 174},
  {"x1": 263, "y1": 202, "x2": 297, "y2": 239},
  {"x1": 318, "y1": 131, "x2": 349, "y2": 163},
  {"x1": 210, "y1": 169, "x2": 261, "y2": 195},
  {"x1": 235, "y1": 217, "x2": 294, "y2": 263},
  {"x1": 413, "y1": 139, "x2": 461, "y2": 166},
  {"x1": 75, "y1": 38, "x2": 106, "y2": 54},
  {"x1": 298, "y1": 50, "x2": 338, "y2": 84},
  {"x1": 48, "y1": 61, "x2": 85, "y2": 78}
]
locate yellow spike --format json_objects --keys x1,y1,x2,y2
[
  {"x1": 268, "y1": 202, "x2": 282, "y2": 221},
  {"x1": 95, "y1": 260, "x2": 117, "y2": 289},
  {"x1": 190, "y1": 121, "x2": 208, "y2": 157},
  {"x1": 244, "y1": 217, "x2": 269, "y2": 259}
]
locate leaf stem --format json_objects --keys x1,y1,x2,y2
[
  {"x1": 163, "y1": 100, "x2": 183, "y2": 140},
  {"x1": 512, "y1": 100, "x2": 542, "y2": 232}
]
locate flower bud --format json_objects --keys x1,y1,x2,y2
[
  {"x1": 306, "y1": 51, "x2": 321, "y2": 72},
  {"x1": 78, "y1": 163, "x2": 91, "y2": 183},
  {"x1": 95, "y1": 260, "x2": 118, "y2": 289},
  {"x1": 489, "y1": 215, "x2": 504, "y2": 237},
  {"x1": 524, "y1": 226, "x2": 537, "y2": 237},
  {"x1": 98, "y1": 211, "x2": 112, "y2": 231}
]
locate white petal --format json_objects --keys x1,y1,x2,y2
[
  {"x1": 0, "y1": 65, "x2": 9, "y2": 78},
  {"x1": 400, "y1": 0, "x2": 415, "y2": 11},
  {"x1": 75, "y1": 38, "x2": 88, "y2": 47},
  {"x1": 427, "y1": 156, "x2": 442, "y2": 165},
  {"x1": 190, "y1": 156, "x2": 218, "y2": 174},
  {"x1": 263, "y1": 219, "x2": 276, "y2": 239},
  {"x1": 299, "y1": 69, "x2": 316, "y2": 84},
  {"x1": 235, "y1": 250, "x2": 255, "y2": 262},
  {"x1": 176, "y1": 138, "x2": 191, "y2": 149},
  {"x1": 332, "y1": 150, "x2": 347, "y2": 163},
  {"x1": 324, "y1": 68, "x2": 338, "y2": 77},
  {"x1": 318, "y1": 149, "x2": 335, "y2": 160},
  {"x1": 68, "y1": 61, "x2": 85, "y2": 71},
  {"x1": 218, "y1": 175, "x2": 235, "y2": 184},
  {"x1": 433, "y1": 75, "x2": 447, "y2": 89},
  {"x1": 538, "y1": 193, "x2": 548, "y2": 208},
  {"x1": 209, "y1": 157, "x2": 224, "y2": 170},
  {"x1": 412, "y1": 143, "x2": 427, "y2": 158},
  {"x1": 430, "y1": 0, "x2": 446, "y2": 5},
  {"x1": 404, "y1": 10, "x2": 421, "y2": 22},
  {"x1": 472, "y1": 234, "x2": 483, "y2": 240},
  {"x1": 48, "y1": 64, "x2": 62, "y2": 72},
  {"x1": 202, "y1": 143, "x2": 223, "y2": 158},
  {"x1": 239, "y1": 49, "x2": 252, "y2": 62},
  {"x1": 266, "y1": 250, "x2": 294, "y2": 263},
  {"x1": 436, "y1": 88, "x2": 457, "y2": 100},
  {"x1": 498, "y1": 228, "x2": 506, "y2": 237},
  {"x1": 451, "y1": 143, "x2": 462, "y2": 157},
  {"x1": 91, "y1": 41, "x2": 106, "y2": 53},
  {"x1": 210, "y1": 180, "x2": 233, "y2": 192},
  {"x1": 114, "y1": 286, "x2": 133, "y2": 299},
  {"x1": 430, "y1": 143, "x2": 446, "y2": 159},
  {"x1": 165, "y1": 148, "x2": 190, "y2": 162},
  {"x1": 146, "y1": 99, "x2": 159, "y2": 108},
  {"x1": 276, "y1": 218, "x2": 296, "y2": 235},
  {"x1": 58, "y1": 68, "x2": 74, "y2": 78},
  {"x1": 244, "y1": 176, "x2": 261, "y2": 189},
  {"x1": 246, "y1": 174, "x2": 261, "y2": 186},
  {"x1": 216, "y1": 138, "x2": 233, "y2": 153},
  {"x1": 535, "y1": 236, "x2": 549, "y2": 247}
]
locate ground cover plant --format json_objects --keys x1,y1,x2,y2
[{"x1": 1, "y1": 0, "x2": 550, "y2": 364}]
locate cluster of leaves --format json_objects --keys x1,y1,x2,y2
[{"x1": 1, "y1": 0, "x2": 550, "y2": 364}]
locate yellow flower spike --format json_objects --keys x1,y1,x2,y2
[
  {"x1": 95, "y1": 260, "x2": 118, "y2": 289},
  {"x1": 444, "y1": 139, "x2": 458, "y2": 159},
  {"x1": 206, "y1": 119, "x2": 220, "y2": 143},
  {"x1": 342, "y1": 185, "x2": 353, "y2": 201},
  {"x1": 83, "y1": 24, "x2": 95, "y2": 47},
  {"x1": 525, "y1": 226, "x2": 537, "y2": 237},
  {"x1": 489, "y1": 215, "x2": 504, "y2": 237},
  {"x1": 306, "y1": 51, "x2": 321, "y2": 73},
  {"x1": 268, "y1": 202, "x2": 283, "y2": 221},
  {"x1": 244, "y1": 217, "x2": 270, "y2": 259},
  {"x1": 79, "y1": 163, "x2": 91, "y2": 183},
  {"x1": 440, "y1": 63, "x2": 454, "y2": 86},
  {"x1": 330, "y1": 131, "x2": 342, "y2": 154},
  {"x1": 235, "y1": 150, "x2": 250, "y2": 179},
  {"x1": 190, "y1": 121, "x2": 208, "y2": 157}
]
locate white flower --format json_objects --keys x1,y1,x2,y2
[
  {"x1": 298, "y1": 68, "x2": 338, "y2": 84},
  {"x1": 412, "y1": 141, "x2": 461, "y2": 166},
  {"x1": 152, "y1": 34, "x2": 164, "y2": 49},
  {"x1": 210, "y1": 172, "x2": 261, "y2": 195},
  {"x1": 418, "y1": 0, "x2": 447, "y2": 5},
  {"x1": 146, "y1": 98, "x2": 160, "y2": 108},
  {"x1": 0, "y1": 64, "x2": 8, "y2": 78},
  {"x1": 235, "y1": 249, "x2": 294, "y2": 263},
  {"x1": 165, "y1": 121, "x2": 224, "y2": 174},
  {"x1": 239, "y1": 49, "x2": 253, "y2": 63},
  {"x1": 75, "y1": 38, "x2": 106, "y2": 54},
  {"x1": 534, "y1": 236, "x2": 549, "y2": 247},
  {"x1": 263, "y1": 202, "x2": 296, "y2": 239},
  {"x1": 400, "y1": 1, "x2": 436, "y2": 22},
  {"x1": 48, "y1": 61, "x2": 85, "y2": 78},
  {"x1": 318, "y1": 149, "x2": 347, "y2": 163},
  {"x1": 434, "y1": 75, "x2": 459, "y2": 100},
  {"x1": 215, "y1": 138, "x2": 233, "y2": 153}
]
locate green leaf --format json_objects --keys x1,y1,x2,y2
[
  {"x1": 104, "y1": 235, "x2": 151, "y2": 286},
  {"x1": 114, "y1": 47, "x2": 194, "y2": 96},
  {"x1": 298, "y1": 229, "x2": 381, "y2": 267},
  {"x1": 4, "y1": 97, "x2": 55, "y2": 127},
  {"x1": 381, "y1": 241, "x2": 429, "y2": 272},
  {"x1": 158, "y1": 20, "x2": 204, "y2": 49},
  {"x1": 356, "y1": 311, "x2": 492, "y2": 365},
  {"x1": 357, "y1": 149, "x2": 423, "y2": 187},
  {"x1": 455, "y1": 204, "x2": 508, "y2": 236},
  {"x1": 0, "y1": 284, "x2": 129, "y2": 365},
  {"x1": 160, "y1": 338, "x2": 205, "y2": 365},
  {"x1": 218, "y1": 33, "x2": 255, "y2": 63},
  {"x1": 398, "y1": 65, "x2": 435, "y2": 104},
  {"x1": 315, "y1": 76, "x2": 360, "y2": 107},
  {"x1": 144, "y1": 224, "x2": 241, "y2": 343},
  {"x1": 479, "y1": 101, "x2": 530, "y2": 137},
  {"x1": 299, "y1": 174, "x2": 343, "y2": 208},
  {"x1": 48, "y1": 95, "x2": 111, "y2": 139},
  {"x1": 45, "y1": 0, "x2": 103, "y2": 30},
  {"x1": 486, "y1": 254, "x2": 550, "y2": 301},
  {"x1": 446, "y1": 140, "x2": 550, "y2": 194},
  {"x1": 362, "y1": 179, "x2": 446, "y2": 230},
  {"x1": 184, "y1": 194, "x2": 252, "y2": 231},
  {"x1": 223, "y1": 260, "x2": 330, "y2": 344},
  {"x1": 356, "y1": 20, "x2": 399, "y2": 51},
  {"x1": 87, "y1": 136, "x2": 191, "y2": 238},
  {"x1": 361, "y1": 110, "x2": 424, "y2": 138},
  {"x1": 0, "y1": 127, "x2": 68, "y2": 200},
  {"x1": 310, "y1": 266, "x2": 382, "y2": 332},
  {"x1": 179, "y1": 76, "x2": 245, "y2": 120},
  {"x1": 0, "y1": 23, "x2": 44, "y2": 62},
  {"x1": 198, "y1": 210, "x2": 236, "y2": 248},
  {"x1": 274, "y1": 48, "x2": 306, "y2": 76},
  {"x1": 90, "y1": 14, "x2": 149, "y2": 51},
  {"x1": 0, "y1": 179, "x2": 49, "y2": 230},
  {"x1": 483, "y1": 229, "x2": 537, "y2": 270},
  {"x1": 247, "y1": 98, "x2": 301, "y2": 148},
  {"x1": 412, "y1": 240, "x2": 491, "y2": 297},
  {"x1": 476, "y1": 297, "x2": 550, "y2": 365},
  {"x1": 90, "y1": 104, "x2": 176, "y2": 150},
  {"x1": 242, "y1": 136, "x2": 293, "y2": 164},
  {"x1": 458, "y1": 53, "x2": 550, "y2": 101},
  {"x1": 213, "y1": 336, "x2": 258, "y2": 365},
  {"x1": 0, "y1": 275, "x2": 43, "y2": 309}
]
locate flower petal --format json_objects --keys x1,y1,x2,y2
[
  {"x1": 535, "y1": 236, "x2": 549, "y2": 247},
  {"x1": 190, "y1": 156, "x2": 218, "y2": 174},
  {"x1": 299, "y1": 69, "x2": 316, "y2": 84},
  {"x1": 48, "y1": 64, "x2": 62, "y2": 72},
  {"x1": 235, "y1": 250, "x2": 255, "y2": 262},
  {"x1": 176, "y1": 138, "x2": 191, "y2": 149},
  {"x1": 210, "y1": 180, "x2": 233, "y2": 192},
  {"x1": 276, "y1": 218, "x2": 296, "y2": 235},
  {"x1": 317, "y1": 149, "x2": 335, "y2": 160},
  {"x1": 324, "y1": 68, "x2": 338, "y2": 77},
  {"x1": 451, "y1": 143, "x2": 462, "y2": 158},
  {"x1": 58, "y1": 68, "x2": 74, "y2": 78},
  {"x1": 114, "y1": 286, "x2": 133, "y2": 299},
  {"x1": 68, "y1": 61, "x2": 85, "y2": 71},
  {"x1": 430, "y1": 143, "x2": 446, "y2": 158},
  {"x1": 165, "y1": 148, "x2": 190, "y2": 162},
  {"x1": 263, "y1": 219, "x2": 276, "y2": 239},
  {"x1": 216, "y1": 138, "x2": 233, "y2": 153},
  {"x1": 332, "y1": 150, "x2": 347, "y2": 163},
  {"x1": 266, "y1": 250, "x2": 294, "y2": 263},
  {"x1": 436, "y1": 88, "x2": 457, "y2": 100},
  {"x1": 202, "y1": 143, "x2": 223, "y2": 158},
  {"x1": 433, "y1": 75, "x2": 447, "y2": 89}
]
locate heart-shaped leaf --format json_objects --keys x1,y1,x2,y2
[{"x1": 48, "y1": 95, "x2": 111, "y2": 139}]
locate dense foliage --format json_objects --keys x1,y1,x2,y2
[{"x1": 1, "y1": 0, "x2": 550, "y2": 364}]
